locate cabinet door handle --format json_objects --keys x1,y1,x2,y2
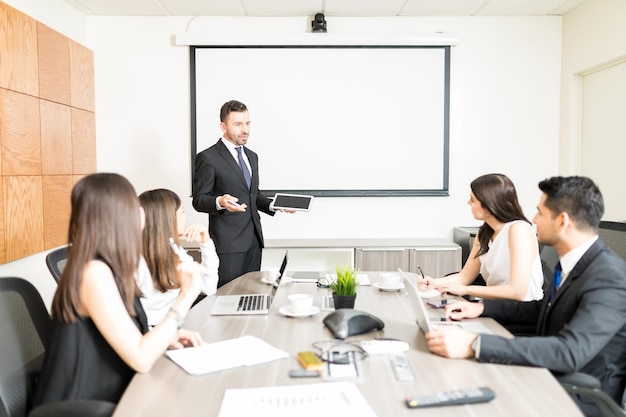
[{"x1": 358, "y1": 248, "x2": 406, "y2": 252}]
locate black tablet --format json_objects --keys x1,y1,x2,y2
[{"x1": 272, "y1": 193, "x2": 314, "y2": 211}]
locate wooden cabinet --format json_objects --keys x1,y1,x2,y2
[
  {"x1": 261, "y1": 238, "x2": 461, "y2": 276},
  {"x1": 355, "y1": 248, "x2": 410, "y2": 272}
]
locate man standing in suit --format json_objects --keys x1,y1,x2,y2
[
  {"x1": 192, "y1": 100, "x2": 275, "y2": 287},
  {"x1": 426, "y1": 176, "x2": 626, "y2": 417}
]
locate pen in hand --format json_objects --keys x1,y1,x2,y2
[{"x1": 417, "y1": 265, "x2": 429, "y2": 288}]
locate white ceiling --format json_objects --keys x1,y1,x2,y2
[{"x1": 62, "y1": 0, "x2": 585, "y2": 17}]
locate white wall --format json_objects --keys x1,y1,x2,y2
[
  {"x1": 1, "y1": 2, "x2": 564, "y2": 242},
  {"x1": 87, "y1": 16, "x2": 562, "y2": 241},
  {"x1": 560, "y1": 0, "x2": 626, "y2": 176},
  {"x1": 559, "y1": 0, "x2": 626, "y2": 223}
]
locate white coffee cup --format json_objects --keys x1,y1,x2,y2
[
  {"x1": 263, "y1": 268, "x2": 279, "y2": 284},
  {"x1": 380, "y1": 272, "x2": 401, "y2": 287},
  {"x1": 287, "y1": 293, "x2": 313, "y2": 314}
]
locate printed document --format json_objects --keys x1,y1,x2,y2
[{"x1": 165, "y1": 335, "x2": 288, "y2": 375}]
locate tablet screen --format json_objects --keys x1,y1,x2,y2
[{"x1": 273, "y1": 193, "x2": 313, "y2": 211}]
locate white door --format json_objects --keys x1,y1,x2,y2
[{"x1": 581, "y1": 60, "x2": 626, "y2": 222}]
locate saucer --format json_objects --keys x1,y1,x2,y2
[
  {"x1": 261, "y1": 276, "x2": 277, "y2": 285},
  {"x1": 279, "y1": 305, "x2": 320, "y2": 318},
  {"x1": 373, "y1": 282, "x2": 405, "y2": 292}
]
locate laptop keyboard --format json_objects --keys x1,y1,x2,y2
[{"x1": 238, "y1": 295, "x2": 266, "y2": 311}]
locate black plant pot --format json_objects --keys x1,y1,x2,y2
[{"x1": 333, "y1": 293, "x2": 356, "y2": 309}]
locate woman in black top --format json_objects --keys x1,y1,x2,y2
[{"x1": 33, "y1": 173, "x2": 204, "y2": 406}]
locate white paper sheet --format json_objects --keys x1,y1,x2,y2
[
  {"x1": 165, "y1": 335, "x2": 288, "y2": 375},
  {"x1": 217, "y1": 381, "x2": 378, "y2": 417}
]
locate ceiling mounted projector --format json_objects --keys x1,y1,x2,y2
[{"x1": 311, "y1": 13, "x2": 327, "y2": 33}]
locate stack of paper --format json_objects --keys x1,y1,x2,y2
[
  {"x1": 217, "y1": 381, "x2": 378, "y2": 417},
  {"x1": 165, "y1": 335, "x2": 288, "y2": 375}
]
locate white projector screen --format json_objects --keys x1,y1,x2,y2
[{"x1": 190, "y1": 45, "x2": 450, "y2": 197}]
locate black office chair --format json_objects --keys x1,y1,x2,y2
[
  {"x1": 45, "y1": 246, "x2": 68, "y2": 283},
  {"x1": 0, "y1": 277, "x2": 115, "y2": 417},
  {"x1": 598, "y1": 221, "x2": 626, "y2": 262},
  {"x1": 557, "y1": 372, "x2": 626, "y2": 417}
]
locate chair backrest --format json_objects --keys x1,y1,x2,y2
[
  {"x1": 45, "y1": 246, "x2": 69, "y2": 283},
  {"x1": 539, "y1": 243, "x2": 559, "y2": 295},
  {"x1": 0, "y1": 277, "x2": 52, "y2": 417},
  {"x1": 598, "y1": 221, "x2": 626, "y2": 262}
]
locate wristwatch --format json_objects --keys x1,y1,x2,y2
[{"x1": 471, "y1": 335, "x2": 481, "y2": 360}]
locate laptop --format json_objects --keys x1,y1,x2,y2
[
  {"x1": 210, "y1": 252, "x2": 288, "y2": 316},
  {"x1": 398, "y1": 269, "x2": 491, "y2": 334}
]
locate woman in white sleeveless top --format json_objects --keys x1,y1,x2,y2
[{"x1": 420, "y1": 174, "x2": 544, "y2": 301}]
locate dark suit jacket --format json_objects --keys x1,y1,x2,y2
[
  {"x1": 192, "y1": 139, "x2": 274, "y2": 254},
  {"x1": 479, "y1": 239, "x2": 626, "y2": 404}
]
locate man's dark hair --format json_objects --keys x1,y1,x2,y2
[
  {"x1": 538, "y1": 176, "x2": 604, "y2": 231},
  {"x1": 220, "y1": 100, "x2": 247, "y2": 122}
]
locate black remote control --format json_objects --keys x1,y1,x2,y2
[{"x1": 405, "y1": 387, "x2": 495, "y2": 408}]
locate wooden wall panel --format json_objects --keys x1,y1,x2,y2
[
  {"x1": 0, "y1": 179, "x2": 4, "y2": 264},
  {"x1": 0, "y1": 4, "x2": 95, "y2": 264},
  {"x1": 41, "y1": 100, "x2": 72, "y2": 174},
  {"x1": 71, "y1": 108, "x2": 96, "y2": 174},
  {"x1": 0, "y1": 2, "x2": 38, "y2": 96},
  {"x1": 37, "y1": 23, "x2": 71, "y2": 106},
  {"x1": 3, "y1": 176, "x2": 44, "y2": 262},
  {"x1": 0, "y1": 88, "x2": 42, "y2": 175},
  {"x1": 42, "y1": 175, "x2": 72, "y2": 249},
  {"x1": 70, "y1": 41, "x2": 95, "y2": 112}
]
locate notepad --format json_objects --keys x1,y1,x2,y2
[{"x1": 165, "y1": 335, "x2": 288, "y2": 375}]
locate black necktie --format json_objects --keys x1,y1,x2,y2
[
  {"x1": 236, "y1": 147, "x2": 251, "y2": 188},
  {"x1": 549, "y1": 262, "x2": 562, "y2": 301}
]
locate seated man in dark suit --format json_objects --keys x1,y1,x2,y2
[{"x1": 426, "y1": 176, "x2": 626, "y2": 417}]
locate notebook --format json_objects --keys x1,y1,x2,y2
[
  {"x1": 398, "y1": 269, "x2": 491, "y2": 334},
  {"x1": 210, "y1": 252, "x2": 288, "y2": 316}
]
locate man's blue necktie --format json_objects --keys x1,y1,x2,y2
[
  {"x1": 236, "y1": 147, "x2": 251, "y2": 189},
  {"x1": 549, "y1": 262, "x2": 562, "y2": 302}
]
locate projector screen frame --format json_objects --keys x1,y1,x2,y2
[{"x1": 189, "y1": 44, "x2": 451, "y2": 198}]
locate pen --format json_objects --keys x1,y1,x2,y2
[
  {"x1": 227, "y1": 200, "x2": 241, "y2": 207},
  {"x1": 417, "y1": 265, "x2": 425, "y2": 279}
]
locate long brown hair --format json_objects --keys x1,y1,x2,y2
[
  {"x1": 52, "y1": 173, "x2": 142, "y2": 322},
  {"x1": 471, "y1": 174, "x2": 530, "y2": 258},
  {"x1": 138, "y1": 189, "x2": 181, "y2": 292}
]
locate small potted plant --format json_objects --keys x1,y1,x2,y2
[{"x1": 330, "y1": 266, "x2": 357, "y2": 309}]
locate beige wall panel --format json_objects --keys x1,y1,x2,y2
[
  {"x1": 72, "y1": 174, "x2": 85, "y2": 184},
  {"x1": 3, "y1": 176, "x2": 44, "y2": 262},
  {"x1": 70, "y1": 41, "x2": 95, "y2": 112},
  {"x1": 37, "y1": 23, "x2": 71, "y2": 106},
  {"x1": 0, "y1": 89, "x2": 42, "y2": 175},
  {"x1": 0, "y1": 180, "x2": 4, "y2": 264},
  {"x1": 0, "y1": 3, "x2": 39, "y2": 96},
  {"x1": 41, "y1": 100, "x2": 72, "y2": 175},
  {"x1": 71, "y1": 108, "x2": 96, "y2": 174},
  {"x1": 42, "y1": 175, "x2": 72, "y2": 249}
]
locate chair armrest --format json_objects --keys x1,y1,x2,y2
[
  {"x1": 556, "y1": 372, "x2": 602, "y2": 389},
  {"x1": 556, "y1": 373, "x2": 625, "y2": 417}
]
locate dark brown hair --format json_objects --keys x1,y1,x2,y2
[
  {"x1": 138, "y1": 189, "x2": 181, "y2": 292},
  {"x1": 538, "y1": 176, "x2": 603, "y2": 231},
  {"x1": 53, "y1": 173, "x2": 142, "y2": 322},
  {"x1": 220, "y1": 100, "x2": 247, "y2": 122},
  {"x1": 471, "y1": 174, "x2": 530, "y2": 257}
]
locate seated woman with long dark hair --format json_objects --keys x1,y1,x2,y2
[{"x1": 33, "y1": 173, "x2": 204, "y2": 407}]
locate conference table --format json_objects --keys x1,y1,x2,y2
[{"x1": 113, "y1": 271, "x2": 583, "y2": 416}]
